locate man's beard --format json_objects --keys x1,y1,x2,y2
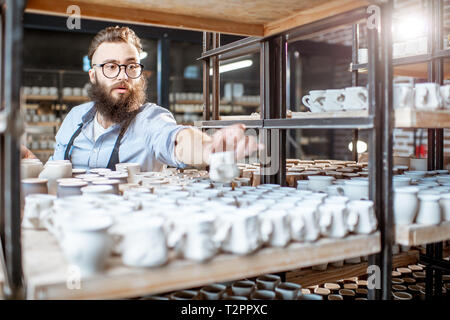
[{"x1": 88, "y1": 75, "x2": 147, "y2": 124}]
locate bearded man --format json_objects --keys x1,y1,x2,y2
[{"x1": 21, "y1": 26, "x2": 259, "y2": 171}]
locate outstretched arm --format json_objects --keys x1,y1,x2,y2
[{"x1": 174, "y1": 124, "x2": 261, "y2": 167}]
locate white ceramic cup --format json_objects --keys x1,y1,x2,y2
[
  {"x1": 394, "y1": 186, "x2": 419, "y2": 225},
  {"x1": 22, "y1": 194, "x2": 56, "y2": 229},
  {"x1": 318, "y1": 202, "x2": 350, "y2": 238},
  {"x1": 415, "y1": 83, "x2": 443, "y2": 109},
  {"x1": 120, "y1": 217, "x2": 168, "y2": 267},
  {"x1": 416, "y1": 193, "x2": 442, "y2": 225},
  {"x1": 81, "y1": 185, "x2": 114, "y2": 195},
  {"x1": 440, "y1": 85, "x2": 450, "y2": 109},
  {"x1": 394, "y1": 83, "x2": 414, "y2": 109},
  {"x1": 259, "y1": 209, "x2": 291, "y2": 247},
  {"x1": 346, "y1": 200, "x2": 378, "y2": 234},
  {"x1": 21, "y1": 160, "x2": 44, "y2": 179},
  {"x1": 302, "y1": 90, "x2": 326, "y2": 112},
  {"x1": 295, "y1": 202, "x2": 321, "y2": 242},
  {"x1": 115, "y1": 163, "x2": 141, "y2": 183},
  {"x1": 58, "y1": 214, "x2": 113, "y2": 277},
  {"x1": 307, "y1": 176, "x2": 335, "y2": 193},
  {"x1": 337, "y1": 179, "x2": 369, "y2": 200},
  {"x1": 218, "y1": 209, "x2": 263, "y2": 255},
  {"x1": 209, "y1": 151, "x2": 240, "y2": 183},
  {"x1": 170, "y1": 213, "x2": 224, "y2": 262},
  {"x1": 39, "y1": 161, "x2": 73, "y2": 195},
  {"x1": 358, "y1": 48, "x2": 368, "y2": 64},
  {"x1": 323, "y1": 89, "x2": 346, "y2": 111},
  {"x1": 343, "y1": 87, "x2": 368, "y2": 110},
  {"x1": 439, "y1": 193, "x2": 450, "y2": 221}
]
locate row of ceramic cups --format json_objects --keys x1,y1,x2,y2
[
  {"x1": 23, "y1": 86, "x2": 88, "y2": 97},
  {"x1": 302, "y1": 86, "x2": 368, "y2": 113},
  {"x1": 394, "y1": 82, "x2": 450, "y2": 110},
  {"x1": 27, "y1": 189, "x2": 377, "y2": 276},
  {"x1": 394, "y1": 172, "x2": 450, "y2": 225}
]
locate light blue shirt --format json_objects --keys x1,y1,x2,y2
[{"x1": 50, "y1": 102, "x2": 189, "y2": 171}]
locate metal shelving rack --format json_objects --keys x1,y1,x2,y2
[
  {"x1": 199, "y1": 4, "x2": 394, "y2": 300},
  {"x1": 1, "y1": 0, "x2": 448, "y2": 300}
]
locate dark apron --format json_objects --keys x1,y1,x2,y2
[{"x1": 64, "y1": 107, "x2": 142, "y2": 170}]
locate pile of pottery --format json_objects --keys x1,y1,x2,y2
[
  {"x1": 22, "y1": 169, "x2": 378, "y2": 278},
  {"x1": 140, "y1": 274, "x2": 322, "y2": 300},
  {"x1": 391, "y1": 264, "x2": 450, "y2": 300},
  {"x1": 393, "y1": 170, "x2": 450, "y2": 225},
  {"x1": 237, "y1": 159, "x2": 368, "y2": 188}
]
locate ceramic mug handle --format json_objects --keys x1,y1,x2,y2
[
  {"x1": 213, "y1": 220, "x2": 231, "y2": 249},
  {"x1": 42, "y1": 214, "x2": 64, "y2": 242},
  {"x1": 302, "y1": 95, "x2": 312, "y2": 110},
  {"x1": 419, "y1": 88, "x2": 429, "y2": 106},
  {"x1": 346, "y1": 210, "x2": 359, "y2": 233},
  {"x1": 319, "y1": 211, "x2": 332, "y2": 235},
  {"x1": 291, "y1": 215, "x2": 305, "y2": 240},
  {"x1": 260, "y1": 217, "x2": 273, "y2": 244}
]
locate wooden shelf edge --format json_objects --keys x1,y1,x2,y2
[
  {"x1": 23, "y1": 230, "x2": 379, "y2": 299},
  {"x1": 395, "y1": 221, "x2": 450, "y2": 246}
]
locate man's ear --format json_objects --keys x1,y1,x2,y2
[{"x1": 88, "y1": 68, "x2": 96, "y2": 84}]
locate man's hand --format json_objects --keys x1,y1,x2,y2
[
  {"x1": 21, "y1": 145, "x2": 38, "y2": 159},
  {"x1": 205, "y1": 124, "x2": 262, "y2": 162},
  {"x1": 175, "y1": 124, "x2": 263, "y2": 167}
]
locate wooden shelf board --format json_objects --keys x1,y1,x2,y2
[
  {"x1": 24, "y1": 95, "x2": 58, "y2": 101},
  {"x1": 395, "y1": 221, "x2": 450, "y2": 246},
  {"x1": 25, "y1": 0, "x2": 370, "y2": 37},
  {"x1": 62, "y1": 96, "x2": 90, "y2": 102},
  {"x1": 286, "y1": 250, "x2": 419, "y2": 287},
  {"x1": 22, "y1": 229, "x2": 379, "y2": 299},
  {"x1": 394, "y1": 108, "x2": 450, "y2": 128}
]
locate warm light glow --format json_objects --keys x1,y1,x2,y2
[
  {"x1": 393, "y1": 16, "x2": 427, "y2": 41},
  {"x1": 210, "y1": 59, "x2": 253, "y2": 75},
  {"x1": 348, "y1": 140, "x2": 368, "y2": 154}
]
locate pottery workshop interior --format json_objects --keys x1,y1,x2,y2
[{"x1": 1, "y1": 0, "x2": 450, "y2": 306}]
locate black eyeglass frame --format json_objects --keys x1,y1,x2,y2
[{"x1": 91, "y1": 62, "x2": 145, "y2": 79}]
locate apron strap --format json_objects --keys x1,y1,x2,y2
[
  {"x1": 64, "y1": 122, "x2": 83, "y2": 161},
  {"x1": 64, "y1": 106, "x2": 144, "y2": 168}
]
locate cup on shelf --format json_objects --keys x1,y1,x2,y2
[
  {"x1": 49, "y1": 87, "x2": 58, "y2": 95},
  {"x1": 40, "y1": 87, "x2": 50, "y2": 95},
  {"x1": 118, "y1": 216, "x2": 168, "y2": 268},
  {"x1": 415, "y1": 193, "x2": 442, "y2": 225},
  {"x1": 440, "y1": 85, "x2": 450, "y2": 109},
  {"x1": 346, "y1": 200, "x2": 377, "y2": 234},
  {"x1": 393, "y1": 186, "x2": 419, "y2": 225},
  {"x1": 302, "y1": 90, "x2": 326, "y2": 113},
  {"x1": 63, "y1": 87, "x2": 73, "y2": 97},
  {"x1": 23, "y1": 86, "x2": 32, "y2": 95},
  {"x1": 323, "y1": 89, "x2": 346, "y2": 112},
  {"x1": 415, "y1": 82, "x2": 443, "y2": 109},
  {"x1": 72, "y1": 87, "x2": 82, "y2": 96},
  {"x1": 318, "y1": 202, "x2": 350, "y2": 238},
  {"x1": 58, "y1": 214, "x2": 113, "y2": 277},
  {"x1": 22, "y1": 194, "x2": 56, "y2": 229},
  {"x1": 394, "y1": 83, "x2": 414, "y2": 109},
  {"x1": 342, "y1": 87, "x2": 368, "y2": 110},
  {"x1": 31, "y1": 86, "x2": 40, "y2": 95}
]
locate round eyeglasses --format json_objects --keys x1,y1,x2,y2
[{"x1": 92, "y1": 62, "x2": 144, "y2": 79}]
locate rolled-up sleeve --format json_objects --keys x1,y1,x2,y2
[{"x1": 144, "y1": 106, "x2": 190, "y2": 168}]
